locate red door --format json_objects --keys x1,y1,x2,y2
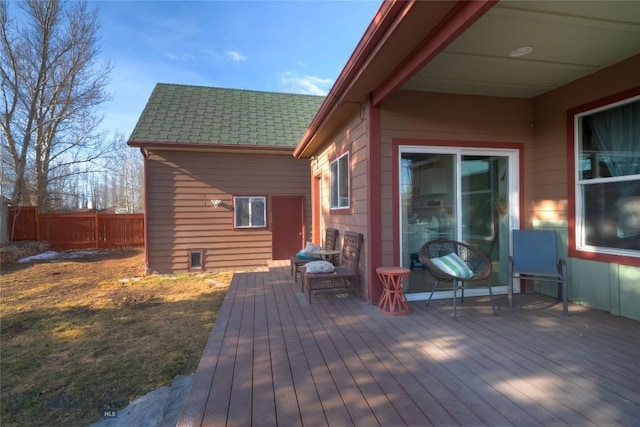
[{"x1": 271, "y1": 196, "x2": 305, "y2": 260}]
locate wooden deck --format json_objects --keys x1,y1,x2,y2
[{"x1": 178, "y1": 262, "x2": 640, "y2": 427}]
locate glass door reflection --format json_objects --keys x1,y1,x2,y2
[
  {"x1": 400, "y1": 148, "x2": 516, "y2": 300},
  {"x1": 401, "y1": 152, "x2": 456, "y2": 295}
]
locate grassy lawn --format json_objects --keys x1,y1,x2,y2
[{"x1": 0, "y1": 248, "x2": 232, "y2": 426}]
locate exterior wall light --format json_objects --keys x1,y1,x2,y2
[{"x1": 212, "y1": 199, "x2": 222, "y2": 208}]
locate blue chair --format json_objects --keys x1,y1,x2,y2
[{"x1": 509, "y1": 230, "x2": 568, "y2": 316}]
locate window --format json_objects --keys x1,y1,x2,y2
[
  {"x1": 188, "y1": 249, "x2": 203, "y2": 271},
  {"x1": 330, "y1": 152, "x2": 350, "y2": 209},
  {"x1": 234, "y1": 196, "x2": 266, "y2": 228},
  {"x1": 575, "y1": 97, "x2": 640, "y2": 257}
]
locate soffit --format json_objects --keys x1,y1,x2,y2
[
  {"x1": 298, "y1": 1, "x2": 458, "y2": 156},
  {"x1": 402, "y1": 0, "x2": 640, "y2": 98}
]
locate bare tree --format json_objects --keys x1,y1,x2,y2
[
  {"x1": 0, "y1": 0, "x2": 112, "y2": 210},
  {"x1": 119, "y1": 145, "x2": 144, "y2": 213},
  {"x1": 72, "y1": 133, "x2": 144, "y2": 213},
  {"x1": 103, "y1": 133, "x2": 143, "y2": 213}
]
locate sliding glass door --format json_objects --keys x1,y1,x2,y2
[{"x1": 399, "y1": 147, "x2": 519, "y2": 301}]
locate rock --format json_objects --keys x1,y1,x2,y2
[
  {"x1": 0, "y1": 241, "x2": 51, "y2": 265},
  {"x1": 88, "y1": 375, "x2": 193, "y2": 427}
]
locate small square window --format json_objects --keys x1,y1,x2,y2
[
  {"x1": 188, "y1": 250, "x2": 203, "y2": 271},
  {"x1": 233, "y1": 196, "x2": 267, "y2": 228}
]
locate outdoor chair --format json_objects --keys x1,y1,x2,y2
[
  {"x1": 302, "y1": 231, "x2": 363, "y2": 304},
  {"x1": 419, "y1": 239, "x2": 496, "y2": 320},
  {"x1": 509, "y1": 229, "x2": 568, "y2": 316},
  {"x1": 290, "y1": 228, "x2": 339, "y2": 283}
]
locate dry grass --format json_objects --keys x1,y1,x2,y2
[{"x1": 0, "y1": 248, "x2": 233, "y2": 426}]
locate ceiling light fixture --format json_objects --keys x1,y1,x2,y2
[{"x1": 509, "y1": 46, "x2": 533, "y2": 58}]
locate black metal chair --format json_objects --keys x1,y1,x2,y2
[{"x1": 419, "y1": 239, "x2": 496, "y2": 320}]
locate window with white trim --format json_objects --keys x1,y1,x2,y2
[
  {"x1": 234, "y1": 196, "x2": 266, "y2": 228},
  {"x1": 330, "y1": 152, "x2": 350, "y2": 209},
  {"x1": 575, "y1": 97, "x2": 639, "y2": 256}
]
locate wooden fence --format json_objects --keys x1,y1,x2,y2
[{"x1": 6, "y1": 206, "x2": 144, "y2": 250}]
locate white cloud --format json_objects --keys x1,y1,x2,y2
[
  {"x1": 162, "y1": 51, "x2": 196, "y2": 62},
  {"x1": 225, "y1": 50, "x2": 247, "y2": 62},
  {"x1": 280, "y1": 71, "x2": 333, "y2": 96},
  {"x1": 201, "y1": 49, "x2": 247, "y2": 64}
]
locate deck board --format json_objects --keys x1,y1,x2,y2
[{"x1": 178, "y1": 262, "x2": 640, "y2": 427}]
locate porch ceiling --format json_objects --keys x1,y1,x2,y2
[
  {"x1": 402, "y1": 0, "x2": 640, "y2": 98},
  {"x1": 294, "y1": 0, "x2": 640, "y2": 158}
]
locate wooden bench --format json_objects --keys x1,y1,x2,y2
[
  {"x1": 290, "y1": 228, "x2": 339, "y2": 283},
  {"x1": 302, "y1": 231, "x2": 363, "y2": 303}
]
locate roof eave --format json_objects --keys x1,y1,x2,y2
[
  {"x1": 127, "y1": 141, "x2": 296, "y2": 155},
  {"x1": 293, "y1": 0, "x2": 407, "y2": 158},
  {"x1": 293, "y1": 0, "x2": 498, "y2": 158}
]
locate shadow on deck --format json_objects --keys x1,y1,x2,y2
[{"x1": 177, "y1": 261, "x2": 640, "y2": 427}]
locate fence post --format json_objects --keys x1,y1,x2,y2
[
  {"x1": 0, "y1": 198, "x2": 7, "y2": 244},
  {"x1": 95, "y1": 211, "x2": 99, "y2": 249},
  {"x1": 35, "y1": 207, "x2": 41, "y2": 241}
]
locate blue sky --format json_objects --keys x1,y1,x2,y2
[{"x1": 93, "y1": 0, "x2": 381, "y2": 138}]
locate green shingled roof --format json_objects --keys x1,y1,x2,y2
[{"x1": 128, "y1": 84, "x2": 325, "y2": 148}]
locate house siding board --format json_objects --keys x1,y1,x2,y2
[
  {"x1": 311, "y1": 113, "x2": 371, "y2": 298},
  {"x1": 531, "y1": 199, "x2": 568, "y2": 231},
  {"x1": 145, "y1": 151, "x2": 311, "y2": 273},
  {"x1": 570, "y1": 258, "x2": 612, "y2": 311},
  {"x1": 382, "y1": 92, "x2": 533, "y2": 141},
  {"x1": 534, "y1": 169, "x2": 566, "y2": 188},
  {"x1": 530, "y1": 123, "x2": 568, "y2": 204},
  {"x1": 619, "y1": 265, "x2": 640, "y2": 320},
  {"x1": 532, "y1": 55, "x2": 640, "y2": 320}
]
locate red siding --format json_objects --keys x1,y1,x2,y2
[
  {"x1": 144, "y1": 150, "x2": 311, "y2": 273},
  {"x1": 309, "y1": 114, "x2": 371, "y2": 298}
]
